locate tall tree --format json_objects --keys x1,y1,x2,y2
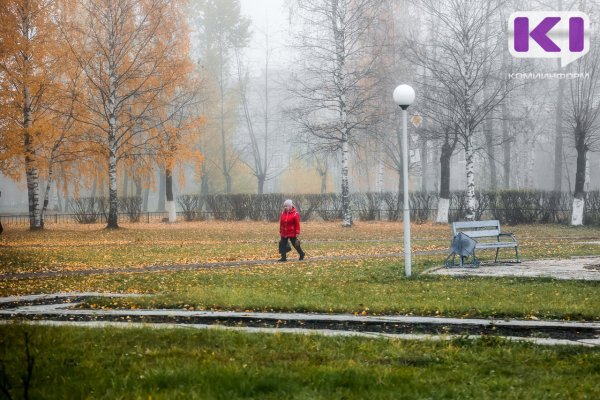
[
  {"x1": 0, "y1": 0, "x2": 68, "y2": 230},
  {"x1": 413, "y1": 0, "x2": 511, "y2": 220},
  {"x1": 567, "y1": 40, "x2": 600, "y2": 225},
  {"x1": 235, "y1": 45, "x2": 280, "y2": 194},
  {"x1": 154, "y1": 76, "x2": 204, "y2": 223},
  {"x1": 61, "y1": 0, "x2": 193, "y2": 228},
  {"x1": 190, "y1": 0, "x2": 250, "y2": 193},
  {"x1": 289, "y1": 0, "x2": 386, "y2": 227}
]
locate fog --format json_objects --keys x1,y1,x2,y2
[{"x1": 1, "y1": 0, "x2": 600, "y2": 226}]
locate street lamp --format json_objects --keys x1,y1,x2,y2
[{"x1": 393, "y1": 84, "x2": 415, "y2": 277}]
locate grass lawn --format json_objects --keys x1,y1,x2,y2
[
  {"x1": 2, "y1": 221, "x2": 600, "y2": 398},
  {"x1": 1, "y1": 221, "x2": 599, "y2": 320},
  {"x1": 2, "y1": 324, "x2": 600, "y2": 399}
]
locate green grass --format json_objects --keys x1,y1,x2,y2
[
  {"x1": 2, "y1": 221, "x2": 600, "y2": 320},
  {"x1": 2, "y1": 324, "x2": 600, "y2": 399},
  {"x1": 2, "y1": 222, "x2": 600, "y2": 398},
  {"x1": 70, "y1": 259, "x2": 599, "y2": 320}
]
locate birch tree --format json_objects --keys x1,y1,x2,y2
[
  {"x1": 0, "y1": 0, "x2": 69, "y2": 230},
  {"x1": 288, "y1": 0, "x2": 386, "y2": 227},
  {"x1": 413, "y1": 0, "x2": 510, "y2": 220},
  {"x1": 61, "y1": 0, "x2": 193, "y2": 229}
]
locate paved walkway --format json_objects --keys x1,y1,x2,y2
[
  {"x1": 1, "y1": 292, "x2": 599, "y2": 347},
  {"x1": 3, "y1": 256, "x2": 600, "y2": 346},
  {"x1": 427, "y1": 256, "x2": 600, "y2": 280}
]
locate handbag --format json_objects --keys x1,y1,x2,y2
[{"x1": 279, "y1": 238, "x2": 292, "y2": 253}]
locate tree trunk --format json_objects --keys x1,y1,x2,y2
[
  {"x1": 142, "y1": 186, "x2": 150, "y2": 212},
  {"x1": 420, "y1": 138, "x2": 428, "y2": 192},
  {"x1": 320, "y1": 171, "x2": 327, "y2": 194},
  {"x1": 376, "y1": 152, "x2": 384, "y2": 193},
  {"x1": 500, "y1": 102, "x2": 510, "y2": 188},
  {"x1": 200, "y1": 162, "x2": 209, "y2": 197},
  {"x1": 571, "y1": 126, "x2": 587, "y2": 226},
  {"x1": 23, "y1": 83, "x2": 42, "y2": 230},
  {"x1": 436, "y1": 140, "x2": 452, "y2": 223},
  {"x1": 24, "y1": 133, "x2": 42, "y2": 230},
  {"x1": 107, "y1": 137, "x2": 119, "y2": 229},
  {"x1": 157, "y1": 169, "x2": 166, "y2": 212},
  {"x1": 166, "y1": 167, "x2": 176, "y2": 223},
  {"x1": 56, "y1": 182, "x2": 63, "y2": 212},
  {"x1": 257, "y1": 175, "x2": 265, "y2": 194},
  {"x1": 106, "y1": 31, "x2": 119, "y2": 229},
  {"x1": 484, "y1": 116, "x2": 497, "y2": 189},
  {"x1": 122, "y1": 171, "x2": 129, "y2": 197},
  {"x1": 465, "y1": 135, "x2": 476, "y2": 221},
  {"x1": 341, "y1": 135, "x2": 352, "y2": 227},
  {"x1": 41, "y1": 164, "x2": 55, "y2": 225},
  {"x1": 554, "y1": 74, "x2": 565, "y2": 192},
  {"x1": 219, "y1": 48, "x2": 232, "y2": 194}
]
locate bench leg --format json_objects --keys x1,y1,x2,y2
[
  {"x1": 515, "y1": 246, "x2": 520, "y2": 262},
  {"x1": 495, "y1": 247, "x2": 500, "y2": 263}
]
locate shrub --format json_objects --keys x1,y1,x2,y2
[
  {"x1": 119, "y1": 196, "x2": 142, "y2": 222},
  {"x1": 67, "y1": 197, "x2": 104, "y2": 224}
]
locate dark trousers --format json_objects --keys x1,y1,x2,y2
[{"x1": 279, "y1": 237, "x2": 304, "y2": 257}]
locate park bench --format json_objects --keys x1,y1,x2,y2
[{"x1": 446, "y1": 220, "x2": 520, "y2": 267}]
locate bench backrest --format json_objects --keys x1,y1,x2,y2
[{"x1": 452, "y1": 220, "x2": 501, "y2": 238}]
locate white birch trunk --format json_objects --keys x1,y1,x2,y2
[
  {"x1": 525, "y1": 143, "x2": 536, "y2": 188},
  {"x1": 106, "y1": 28, "x2": 119, "y2": 228},
  {"x1": 376, "y1": 156, "x2": 384, "y2": 193},
  {"x1": 25, "y1": 161, "x2": 42, "y2": 229},
  {"x1": 341, "y1": 136, "x2": 352, "y2": 227},
  {"x1": 571, "y1": 197, "x2": 584, "y2": 226},
  {"x1": 436, "y1": 197, "x2": 450, "y2": 223},
  {"x1": 108, "y1": 139, "x2": 119, "y2": 228},
  {"x1": 465, "y1": 136, "x2": 476, "y2": 221},
  {"x1": 166, "y1": 200, "x2": 177, "y2": 223},
  {"x1": 23, "y1": 82, "x2": 42, "y2": 230}
]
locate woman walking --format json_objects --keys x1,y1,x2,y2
[{"x1": 278, "y1": 199, "x2": 305, "y2": 262}]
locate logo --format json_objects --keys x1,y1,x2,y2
[{"x1": 508, "y1": 12, "x2": 589, "y2": 67}]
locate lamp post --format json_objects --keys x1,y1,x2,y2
[{"x1": 393, "y1": 84, "x2": 415, "y2": 277}]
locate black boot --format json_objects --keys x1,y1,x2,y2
[{"x1": 278, "y1": 255, "x2": 287, "y2": 262}]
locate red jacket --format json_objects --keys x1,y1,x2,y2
[{"x1": 280, "y1": 207, "x2": 301, "y2": 238}]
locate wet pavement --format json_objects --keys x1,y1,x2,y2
[
  {"x1": 1, "y1": 292, "x2": 599, "y2": 347},
  {"x1": 427, "y1": 256, "x2": 600, "y2": 280},
  {"x1": 3, "y1": 256, "x2": 600, "y2": 346}
]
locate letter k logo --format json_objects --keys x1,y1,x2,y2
[
  {"x1": 508, "y1": 12, "x2": 589, "y2": 67},
  {"x1": 514, "y1": 17, "x2": 561, "y2": 52}
]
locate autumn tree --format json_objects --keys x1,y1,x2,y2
[
  {"x1": 0, "y1": 0, "x2": 76, "y2": 230},
  {"x1": 288, "y1": 0, "x2": 386, "y2": 227},
  {"x1": 60, "y1": 0, "x2": 195, "y2": 228},
  {"x1": 190, "y1": 0, "x2": 250, "y2": 194},
  {"x1": 153, "y1": 76, "x2": 204, "y2": 223},
  {"x1": 411, "y1": 0, "x2": 511, "y2": 221}
]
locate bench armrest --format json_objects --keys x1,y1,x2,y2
[{"x1": 498, "y1": 233, "x2": 517, "y2": 242}]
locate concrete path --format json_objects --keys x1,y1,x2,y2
[
  {"x1": 427, "y1": 256, "x2": 600, "y2": 281},
  {"x1": 2, "y1": 292, "x2": 599, "y2": 347}
]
